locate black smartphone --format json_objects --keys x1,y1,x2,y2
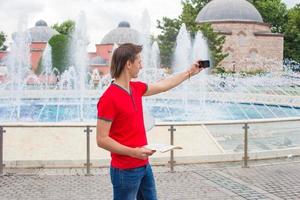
[{"x1": 198, "y1": 60, "x2": 210, "y2": 68}]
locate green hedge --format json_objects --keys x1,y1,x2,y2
[{"x1": 48, "y1": 34, "x2": 70, "y2": 74}]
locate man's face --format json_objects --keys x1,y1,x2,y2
[{"x1": 129, "y1": 53, "x2": 142, "y2": 78}]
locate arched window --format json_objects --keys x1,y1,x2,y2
[
  {"x1": 237, "y1": 31, "x2": 247, "y2": 46},
  {"x1": 249, "y1": 49, "x2": 258, "y2": 60},
  {"x1": 225, "y1": 47, "x2": 234, "y2": 60}
]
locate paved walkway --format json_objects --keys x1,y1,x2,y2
[{"x1": 1, "y1": 157, "x2": 300, "y2": 200}]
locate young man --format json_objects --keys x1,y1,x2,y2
[{"x1": 97, "y1": 43, "x2": 203, "y2": 200}]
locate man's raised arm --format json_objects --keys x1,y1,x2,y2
[{"x1": 144, "y1": 61, "x2": 203, "y2": 96}]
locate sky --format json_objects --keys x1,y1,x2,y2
[{"x1": 0, "y1": 0, "x2": 298, "y2": 51}]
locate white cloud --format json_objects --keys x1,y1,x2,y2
[
  {"x1": 0, "y1": 0, "x2": 45, "y2": 42},
  {"x1": 0, "y1": 0, "x2": 182, "y2": 51},
  {"x1": 0, "y1": 0, "x2": 44, "y2": 14},
  {"x1": 0, "y1": 0, "x2": 297, "y2": 51},
  {"x1": 284, "y1": 0, "x2": 299, "y2": 8}
]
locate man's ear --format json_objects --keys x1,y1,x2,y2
[{"x1": 126, "y1": 60, "x2": 132, "y2": 69}]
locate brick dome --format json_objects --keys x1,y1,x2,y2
[{"x1": 196, "y1": 0, "x2": 263, "y2": 23}]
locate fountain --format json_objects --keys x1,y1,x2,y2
[
  {"x1": 68, "y1": 11, "x2": 90, "y2": 121},
  {"x1": 1, "y1": 12, "x2": 300, "y2": 165},
  {"x1": 139, "y1": 9, "x2": 152, "y2": 70},
  {"x1": 4, "y1": 18, "x2": 31, "y2": 120},
  {"x1": 138, "y1": 10, "x2": 166, "y2": 83},
  {"x1": 1, "y1": 16, "x2": 300, "y2": 124},
  {"x1": 173, "y1": 24, "x2": 191, "y2": 73},
  {"x1": 40, "y1": 44, "x2": 56, "y2": 89}
]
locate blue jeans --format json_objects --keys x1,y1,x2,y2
[{"x1": 110, "y1": 164, "x2": 157, "y2": 200}]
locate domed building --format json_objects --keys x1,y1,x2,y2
[
  {"x1": 1, "y1": 20, "x2": 141, "y2": 82},
  {"x1": 0, "y1": 20, "x2": 59, "y2": 79},
  {"x1": 28, "y1": 20, "x2": 59, "y2": 71},
  {"x1": 28, "y1": 20, "x2": 59, "y2": 43},
  {"x1": 196, "y1": 0, "x2": 283, "y2": 72},
  {"x1": 0, "y1": 52, "x2": 7, "y2": 83},
  {"x1": 89, "y1": 21, "x2": 141, "y2": 76},
  {"x1": 89, "y1": 56, "x2": 110, "y2": 75},
  {"x1": 100, "y1": 21, "x2": 141, "y2": 45}
]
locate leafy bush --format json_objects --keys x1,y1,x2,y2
[{"x1": 48, "y1": 34, "x2": 70, "y2": 74}]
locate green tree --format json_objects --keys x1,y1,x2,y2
[
  {"x1": 0, "y1": 31, "x2": 7, "y2": 51},
  {"x1": 157, "y1": 18, "x2": 181, "y2": 66},
  {"x1": 36, "y1": 20, "x2": 74, "y2": 75},
  {"x1": 52, "y1": 20, "x2": 75, "y2": 35},
  {"x1": 249, "y1": 0, "x2": 288, "y2": 33},
  {"x1": 35, "y1": 58, "x2": 43, "y2": 75},
  {"x1": 198, "y1": 23, "x2": 228, "y2": 72},
  {"x1": 284, "y1": 4, "x2": 300, "y2": 62},
  {"x1": 179, "y1": 0, "x2": 209, "y2": 35},
  {"x1": 157, "y1": 0, "x2": 227, "y2": 68},
  {"x1": 48, "y1": 34, "x2": 70, "y2": 73},
  {"x1": 249, "y1": 1, "x2": 300, "y2": 62}
]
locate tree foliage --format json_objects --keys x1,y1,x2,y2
[
  {"x1": 52, "y1": 20, "x2": 75, "y2": 35},
  {"x1": 0, "y1": 31, "x2": 7, "y2": 51},
  {"x1": 35, "y1": 58, "x2": 43, "y2": 75},
  {"x1": 157, "y1": 18, "x2": 181, "y2": 67},
  {"x1": 179, "y1": 0, "x2": 209, "y2": 35},
  {"x1": 249, "y1": 0, "x2": 288, "y2": 33},
  {"x1": 198, "y1": 23, "x2": 228, "y2": 71},
  {"x1": 250, "y1": 0, "x2": 300, "y2": 62},
  {"x1": 284, "y1": 4, "x2": 300, "y2": 62},
  {"x1": 241, "y1": 1, "x2": 300, "y2": 70},
  {"x1": 48, "y1": 34, "x2": 70, "y2": 73},
  {"x1": 156, "y1": 0, "x2": 227, "y2": 68},
  {"x1": 46, "y1": 20, "x2": 75, "y2": 74}
]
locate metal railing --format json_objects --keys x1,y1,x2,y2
[
  {"x1": 0, "y1": 123, "x2": 94, "y2": 176},
  {"x1": 1, "y1": 116, "x2": 300, "y2": 175}
]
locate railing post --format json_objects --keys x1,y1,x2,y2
[
  {"x1": 84, "y1": 126, "x2": 92, "y2": 175},
  {"x1": 168, "y1": 125, "x2": 176, "y2": 172},
  {"x1": 242, "y1": 123, "x2": 249, "y2": 168},
  {"x1": 0, "y1": 126, "x2": 5, "y2": 176}
]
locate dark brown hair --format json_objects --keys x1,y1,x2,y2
[{"x1": 110, "y1": 43, "x2": 143, "y2": 79}]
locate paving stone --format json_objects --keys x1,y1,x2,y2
[{"x1": 1, "y1": 158, "x2": 300, "y2": 199}]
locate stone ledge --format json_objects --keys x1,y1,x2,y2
[{"x1": 4, "y1": 148, "x2": 300, "y2": 168}]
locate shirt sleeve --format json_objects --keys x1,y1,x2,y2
[
  {"x1": 132, "y1": 81, "x2": 148, "y2": 96},
  {"x1": 97, "y1": 96, "x2": 116, "y2": 122}
]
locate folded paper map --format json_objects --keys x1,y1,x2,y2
[{"x1": 144, "y1": 144, "x2": 182, "y2": 153}]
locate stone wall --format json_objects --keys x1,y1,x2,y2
[{"x1": 212, "y1": 22, "x2": 283, "y2": 72}]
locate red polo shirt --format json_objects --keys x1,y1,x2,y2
[{"x1": 97, "y1": 81, "x2": 148, "y2": 169}]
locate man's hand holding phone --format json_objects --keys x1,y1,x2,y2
[{"x1": 198, "y1": 60, "x2": 210, "y2": 69}]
